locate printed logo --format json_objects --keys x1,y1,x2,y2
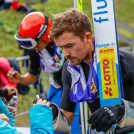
[
  {"x1": 54, "y1": 54, "x2": 60, "y2": 62},
  {"x1": 88, "y1": 78, "x2": 98, "y2": 101},
  {"x1": 100, "y1": 50, "x2": 103, "y2": 53},
  {"x1": 99, "y1": 47, "x2": 119, "y2": 99},
  {"x1": 91, "y1": 78, "x2": 97, "y2": 94},
  {"x1": 93, "y1": 0, "x2": 109, "y2": 23},
  {"x1": 104, "y1": 87, "x2": 113, "y2": 96},
  {"x1": 96, "y1": 43, "x2": 115, "y2": 48},
  {"x1": 99, "y1": 49, "x2": 114, "y2": 54},
  {"x1": 37, "y1": 25, "x2": 48, "y2": 39},
  {"x1": 88, "y1": 97, "x2": 92, "y2": 100},
  {"x1": 104, "y1": 107, "x2": 114, "y2": 116}
]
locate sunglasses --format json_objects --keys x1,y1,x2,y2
[{"x1": 15, "y1": 15, "x2": 49, "y2": 49}]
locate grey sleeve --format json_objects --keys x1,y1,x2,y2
[
  {"x1": 117, "y1": 99, "x2": 134, "y2": 127},
  {"x1": 53, "y1": 103, "x2": 71, "y2": 134}
]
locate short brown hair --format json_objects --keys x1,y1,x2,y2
[{"x1": 49, "y1": 8, "x2": 92, "y2": 42}]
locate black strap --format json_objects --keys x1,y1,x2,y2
[{"x1": 34, "y1": 15, "x2": 49, "y2": 41}]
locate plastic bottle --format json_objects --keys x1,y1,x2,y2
[{"x1": 7, "y1": 95, "x2": 18, "y2": 109}]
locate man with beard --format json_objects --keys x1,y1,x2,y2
[{"x1": 47, "y1": 8, "x2": 134, "y2": 133}]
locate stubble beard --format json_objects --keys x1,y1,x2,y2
[{"x1": 69, "y1": 58, "x2": 82, "y2": 66}]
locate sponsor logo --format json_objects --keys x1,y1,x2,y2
[
  {"x1": 93, "y1": 0, "x2": 109, "y2": 23},
  {"x1": 103, "y1": 59, "x2": 111, "y2": 86},
  {"x1": 99, "y1": 47, "x2": 119, "y2": 99},
  {"x1": 54, "y1": 54, "x2": 60, "y2": 62},
  {"x1": 96, "y1": 42, "x2": 115, "y2": 48},
  {"x1": 104, "y1": 107, "x2": 114, "y2": 116},
  {"x1": 100, "y1": 48, "x2": 114, "y2": 54},
  {"x1": 104, "y1": 87, "x2": 113, "y2": 96},
  {"x1": 37, "y1": 25, "x2": 48, "y2": 39}
]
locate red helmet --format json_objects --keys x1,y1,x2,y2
[{"x1": 19, "y1": 12, "x2": 52, "y2": 43}]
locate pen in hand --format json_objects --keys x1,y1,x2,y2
[
  {"x1": 33, "y1": 95, "x2": 40, "y2": 105},
  {"x1": 36, "y1": 95, "x2": 40, "y2": 100},
  {"x1": 12, "y1": 67, "x2": 14, "y2": 78}
]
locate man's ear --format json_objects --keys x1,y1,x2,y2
[{"x1": 84, "y1": 32, "x2": 92, "y2": 43}]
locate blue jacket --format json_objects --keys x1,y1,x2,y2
[
  {"x1": 0, "y1": 104, "x2": 53, "y2": 134},
  {"x1": 0, "y1": 97, "x2": 15, "y2": 127}
]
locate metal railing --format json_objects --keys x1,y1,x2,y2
[{"x1": 117, "y1": 20, "x2": 134, "y2": 53}]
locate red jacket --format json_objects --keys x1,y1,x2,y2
[
  {"x1": 11, "y1": 0, "x2": 23, "y2": 11},
  {"x1": 0, "y1": 57, "x2": 17, "y2": 88}
]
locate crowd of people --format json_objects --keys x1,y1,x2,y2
[{"x1": 0, "y1": 4, "x2": 134, "y2": 134}]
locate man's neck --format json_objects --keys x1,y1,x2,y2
[
  {"x1": 85, "y1": 41, "x2": 95, "y2": 66},
  {"x1": 83, "y1": 56, "x2": 92, "y2": 67},
  {"x1": 83, "y1": 48, "x2": 94, "y2": 67}
]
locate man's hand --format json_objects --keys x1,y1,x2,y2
[
  {"x1": 6, "y1": 87, "x2": 16, "y2": 96},
  {"x1": 33, "y1": 98, "x2": 51, "y2": 107},
  {"x1": 7, "y1": 106, "x2": 17, "y2": 117},
  {"x1": 0, "y1": 113, "x2": 10, "y2": 123},
  {"x1": 88, "y1": 105, "x2": 125, "y2": 132},
  {"x1": 7, "y1": 70, "x2": 21, "y2": 83}
]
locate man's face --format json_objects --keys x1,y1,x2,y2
[
  {"x1": 34, "y1": 39, "x2": 48, "y2": 51},
  {"x1": 55, "y1": 32, "x2": 91, "y2": 66}
]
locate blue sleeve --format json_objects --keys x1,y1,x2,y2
[
  {"x1": 29, "y1": 104, "x2": 53, "y2": 134},
  {"x1": 0, "y1": 98, "x2": 15, "y2": 127},
  {"x1": 0, "y1": 119, "x2": 22, "y2": 134}
]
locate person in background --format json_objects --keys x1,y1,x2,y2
[
  {"x1": 0, "y1": 0, "x2": 4, "y2": 7},
  {"x1": 0, "y1": 56, "x2": 30, "y2": 95},
  {"x1": 0, "y1": 57, "x2": 18, "y2": 117},
  {"x1": 11, "y1": 0, "x2": 36, "y2": 14},
  {"x1": 0, "y1": 0, "x2": 13, "y2": 10},
  {"x1": 7, "y1": 11, "x2": 81, "y2": 134},
  {"x1": 0, "y1": 57, "x2": 17, "y2": 89}
]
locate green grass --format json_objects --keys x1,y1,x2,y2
[
  {"x1": 114, "y1": 0, "x2": 134, "y2": 26},
  {"x1": 0, "y1": 0, "x2": 133, "y2": 58}
]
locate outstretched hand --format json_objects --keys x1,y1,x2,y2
[
  {"x1": 88, "y1": 105, "x2": 125, "y2": 132},
  {"x1": 6, "y1": 87, "x2": 16, "y2": 96},
  {"x1": 7, "y1": 70, "x2": 21, "y2": 83},
  {"x1": 34, "y1": 99, "x2": 51, "y2": 107},
  {"x1": 33, "y1": 95, "x2": 51, "y2": 107}
]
